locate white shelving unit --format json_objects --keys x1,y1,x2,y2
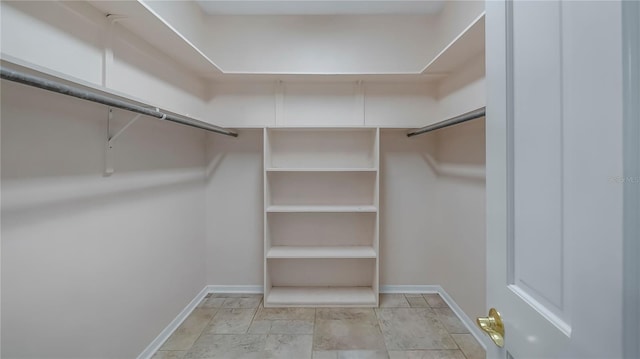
[{"x1": 264, "y1": 128, "x2": 380, "y2": 307}]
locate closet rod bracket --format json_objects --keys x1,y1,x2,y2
[{"x1": 105, "y1": 107, "x2": 142, "y2": 176}]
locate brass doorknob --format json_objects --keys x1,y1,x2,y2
[{"x1": 477, "y1": 308, "x2": 505, "y2": 347}]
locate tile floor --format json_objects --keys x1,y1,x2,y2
[{"x1": 152, "y1": 293, "x2": 485, "y2": 359}]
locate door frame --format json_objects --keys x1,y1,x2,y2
[{"x1": 622, "y1": 1, "x2": 640, "y2": 358}]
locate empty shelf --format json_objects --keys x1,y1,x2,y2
[
  {"x1": 266, "y1": 167, "x2": 377, "y2": 172},
  {"x1": 267, "y1": 246, "x2": 376, "y2": 259},
  {"x1": 265, "y1": 287, "x2": 377, "y2": 307},
  {"x1": 266, "y1": 205, "x2": 377, "y2": 213}
]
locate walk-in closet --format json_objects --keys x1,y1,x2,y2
[{"x1": 1, "y1": 1, "x2": 633, "y2": 359}]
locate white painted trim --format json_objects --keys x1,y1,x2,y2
[
  {"x1": 206, "y1": 285, "x2": 264, "y2": 294},
  {"x1": 622, "y1": 1, "x2": 640, "y2": 358},
  {"x1": 381, "y1": 285, "x2": 489, "y2": 351},
  {"x1": 136, "y1": 286, "x2": 209, "y2": 359}
]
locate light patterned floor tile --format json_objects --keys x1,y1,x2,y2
[
  {"x1": 199, "y1": 297, "x2": 226, "y2": 308},
  {"x1": 151, "y1": 351, "x2": 186, "y2": 359},
  {"x1": 317, "y1": 308, "x2": 378, "y2": 322},
  {"x1": 388, "y1": 350, "x2": 466, "y2": 359},
  {"x1": 405, "y1": 296, "x2": 430, "y2": 308},
  {"x1": 248, "y1": 319, "x2": 314, "y2": 334},
  {"x1": 451, "y1": 334, "x2": 485, "y2": 359},
  {"x1": 270, "y1": 319, "x2": 315, "y2": 334},
  {"x1": 423, "y1": 294, "x2": 448, "y2": 308},
  {"x1": 379, "y1": 294, "x2": 411, "y2": 308},
  {"x1": 205, "y1": 308, "x2": 257, "y2": 334},
  {"x1": 222, "y1": 296, "x2": 263, "y2": 309},
  {"x1": 313, "y1": 350, "x2": 390, "y2": 359},
  {"x1": 314, "y1": 317, "x2": 387, "y2": 351},
  {"x1": 432, "y1": 308, "x2": 469, "y2": 334},
  {"x1": 264, "y1": 334, "x2": 313, "y2": 359},
  {"x1": 210, "y1": 293, "x2": 263, "y2": 298},
  {"x1": 337, "y1": 350, "x2": 390, "y2": 358},
  {"x1": 248, "y1": 320, "x2": 273, "y2": 334},
  {"x1": 255, "y1": 306, "x2": 316, "y2": 321},
  {"x1": 376, "y1": 308, "x2": 457, "y2": 350},
  {"x1": 184, "y1": 334, "x2": 266, "y2": 359},
  {"x1": 314, "y1": 351, "x2": 340, "y2": 359},
  {"x1": 152, "y1": 293, "x2": 480, "y2": 359},
  {"x1": 160, "y1": 308, "x2": 217, "y2": 351}
]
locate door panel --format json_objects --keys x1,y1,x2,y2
[
  {"x1": 486, "y1": 0, "x2": 624, "y2": 358},
  {"x1": 511, "y1": 0, "x2": 567, "y2": 326}
]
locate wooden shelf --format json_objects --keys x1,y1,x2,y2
[
  {"x1": 265, "y1": 287, "x2": 377, "y2": 307},
  {"x1": 266, "y1": 167, "x2": 377, "y2": 172},
  {"x1": 422, "y1": 13, "x2": 485, "y2": 75},
  {"x1": 267, "y1": 246, "x2": 376, "y2": 259},
  {"x1": 87, "y1": 1, "x2": 222, "y2": 77},
  {"x1": 266, "y1": 205, "x2": 377, "y2": 213}
]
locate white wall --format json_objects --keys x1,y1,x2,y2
[
  {"x1": 0, "y1": 81, "x2": 207, "y2": 358},
  {"x1": 433, "y1": 120, "x2": 486, "y2": 321},
  {"x1": 437, "y1": 53, "x2": 486, "y2": 122},
  {"x1": 379, "y1": 130, "x2": 440, "y2": 285},
  {"x1": 204, "y1": 130, "x2": 264, "y2": 285},
  {"x1": 379, "y1": 125, "x2": 485, "y2": 321},
  {"x1": 203, "y1": 15, "x2": 436, "y2": 74}
]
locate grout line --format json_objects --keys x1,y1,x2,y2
[
  {"x1": 185, "y1": 299, "x2": 219, "y2": 353},
  {"x1": 245, "y1": 297, "x2": 263, "y2": 335},
  {"x1": 311, "y1": 307, "x2": 317, "y2": 354}
]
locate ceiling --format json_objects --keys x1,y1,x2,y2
[{"x1": 194, "y1": 1, "x2": 446, "y2": 15}]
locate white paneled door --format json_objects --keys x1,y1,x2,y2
[{"x1": 485, "y1": 1, "x2": 627, "y2": 358}]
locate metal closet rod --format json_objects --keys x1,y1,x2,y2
[
  {"x1": 407, "y1": 106, "x2": 486, "y2": 137},
  {"x1": 0, "y1": 66, "x2": 238, "y2": 138}
]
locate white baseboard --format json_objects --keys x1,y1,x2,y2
[
  {"x1": 137, "y1": 286, "x2": 209, "y2": 359},
  {"x1": 139, "y1": 284, "x2": 489, "y2": 358}
]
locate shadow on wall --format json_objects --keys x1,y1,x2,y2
[
  {"x1": 1, "y1": 69, "x2": 208, "y2": 358},
  {"x1": 402, "y1": 117, "x2": 486, "y2": 181},
  {"x1": 2, "y1": 170, "x2": 204, "y2": 229},
  {"x1": 1, "y1": 80, "x2": 207, "y2": 226}
]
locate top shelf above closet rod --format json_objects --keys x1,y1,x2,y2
[
  {"x1": 0, "y1": 66, "x2": 238, "y2": 138},
  {"x1": 407, "y1": 107, "x2": 486, "y2": 137}
]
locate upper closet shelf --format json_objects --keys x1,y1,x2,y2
[
  {"x1": 421, "y1": 13, "x2": 485, "y2": 75},
  {"x1": 87, "y1": 1, "x2": 223, "y2": 78},
  {"x1": 86, "y1": 1, "x2": 483, "y2": 80}
]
